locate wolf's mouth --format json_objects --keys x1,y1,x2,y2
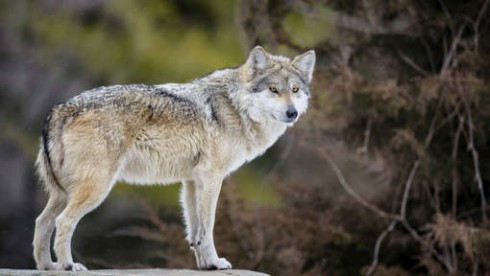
[
  {"x1": 271, "y1": 113, "x2": 296, "y2": 124},
  {"x1": 283, "y1": 117, "x2": 297, "y2": 123}
]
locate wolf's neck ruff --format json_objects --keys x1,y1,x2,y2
[{"x1": 33, "y1": 46, "x2": 315, "y2": 271}]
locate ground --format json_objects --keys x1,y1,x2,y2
[{"x1": 0, "y1": 269, "x2": 270, "y2": 276}]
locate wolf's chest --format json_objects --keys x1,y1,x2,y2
[{"x1": 224, "y1": 124, "x2": 287, "y2": 174}]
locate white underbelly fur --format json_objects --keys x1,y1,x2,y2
[{"x1": 117, "y1": 146, "x2": 194, "y2": 185}]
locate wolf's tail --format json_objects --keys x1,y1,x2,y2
[{"x1": 35, "y1": 108, "x2": 66, "y2": 194}]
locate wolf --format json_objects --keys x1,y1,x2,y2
[{"x1": 32, "y1": 46, "x2": 315, "y2": 271}]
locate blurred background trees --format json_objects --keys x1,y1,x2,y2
[{"x1": 1, "y1": 0, "x2": 490, "y2": 275}]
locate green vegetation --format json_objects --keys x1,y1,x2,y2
[{"x1": 30, "y1": 0, "x2": 243, "y2": 84}]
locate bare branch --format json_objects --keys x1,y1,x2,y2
[
  {"x1": 438, "y1": 0, "x2": 455, "y2": 35},
  {"x1": 451, "y1": 114, "x2": 464, "y2": 216},
  {"x1": 305, "y1": 144, "x2": 400, "y2": 220},
  {"x1": 450, "y1": 240, "x2": 458, "y2": 272},
  {"x1": 421, "y1": 37, "x2": 437, "y2": 72},
  {"x1": 441, "y1": 24, "x2": 466, "y2": 74},
  {"x1": 474, "y1": 0, "x2": 490, "y2": 31},
  {"x1": 400, "y1": 160, "x2": 420, "y2": 219},
  {"x1": 464, "y1": 103, "x2": 488, "y2": 221},
  {"x1": 365, "y1": 221, "x2": 398, "y2": 276},
  {"x1": 358, "y1": 117, "x2": 372, "y2": 156},
  {"x1": 399, "y1": 101, "x2": 439, "y2": 219},
  {"x1": 397, "y1": 50, "x2": 429, "y2": 76}
]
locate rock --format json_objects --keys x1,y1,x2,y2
[{"x1": 0, "y1": 269, "x2": 270, "y2": 276}]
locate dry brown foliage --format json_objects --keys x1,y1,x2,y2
[{"x1": 235, "y1": 0, "x2": 490, "y2": 274}]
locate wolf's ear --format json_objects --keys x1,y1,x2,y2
[
  {"x1": 245, "y1": 46, "x2": 272, "y2": 73},
  {"x1": 292, "y1": 50, "x2": 316, "y2": 83}
]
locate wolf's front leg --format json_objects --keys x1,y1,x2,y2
[
  {"x1": 185, "y1": 176, "x2": 231, "y2": 270},
  {"x1": 181, "y1": 181, "x2": 199, "y2": 245}
]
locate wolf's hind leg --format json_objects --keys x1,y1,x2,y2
[
  {"x1": 33, "y1": 191, "x2": 67, "y2": 270},
  {"x1": 53, "y1": 177, "x2": 113, "y2": 271}
]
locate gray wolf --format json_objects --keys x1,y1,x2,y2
[{"x1": 32, "y1": 46, "x2": 315, "y2": 271}]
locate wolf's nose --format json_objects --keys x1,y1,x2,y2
[{"x1": 286, "y1": 107, "x2": 298, "y2": 119}]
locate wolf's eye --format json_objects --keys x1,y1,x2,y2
[
  {"x1": 269, "y1": 86, "x2": 278, "y2": 93},
  {"x1": 292, "y1": 87, "x2": 299, "y2": 93}
]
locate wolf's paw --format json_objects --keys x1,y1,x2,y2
[
  {"x1": 37, "y1": 261, "x2": 58, "y2": 270},
  {"x1": 58, "y1": 262, "x2": 88, "y2": 271},
  {"x1": 206, "y1": 257, "x2": 232, "y2": 270}
]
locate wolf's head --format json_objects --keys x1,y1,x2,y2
[{"x1": 238, "y1": 46, "x2": 315, "y2": 125}]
